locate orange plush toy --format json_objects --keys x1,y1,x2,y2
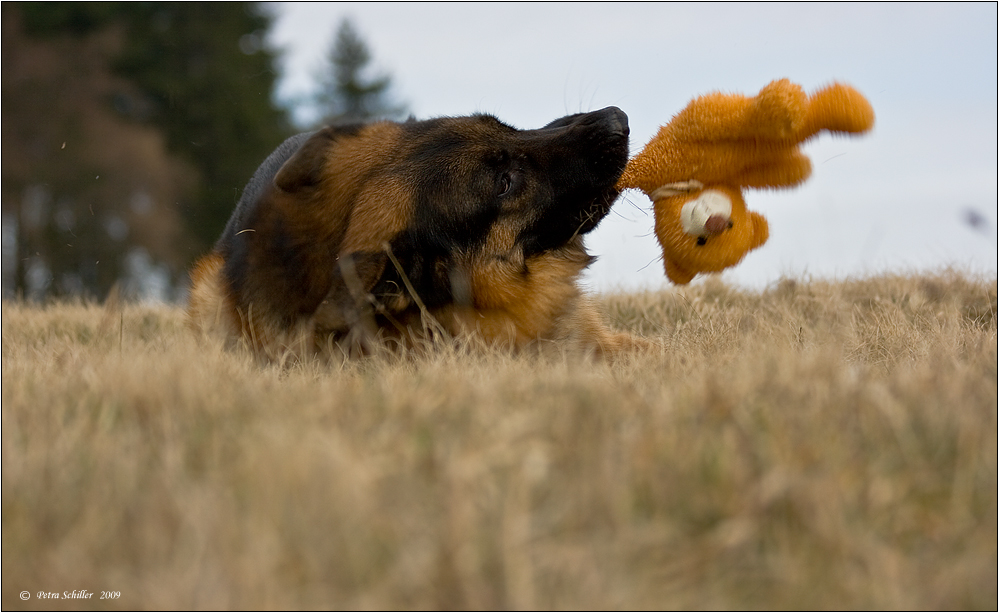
[{"x1": 617, "y1": 79, "x2": 875, "y2": 284}]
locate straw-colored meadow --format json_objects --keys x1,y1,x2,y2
[{"x1": 2, "y1": 271, "x2": 996, "y2": 610}]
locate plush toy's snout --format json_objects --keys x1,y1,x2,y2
[
  {"x1": 681, "y1": 189, "x2": 733, "y2": 237},
  {"x1": 704, "y1": 215, "x2": 731, "y2": 236}
]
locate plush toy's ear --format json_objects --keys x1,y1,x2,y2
[
  {"x1": 664, "y1": 258, "x2": 696, "y2": 285},
  {"x1": 749, "y1": 211, "x2": 770, "y2": 250}
]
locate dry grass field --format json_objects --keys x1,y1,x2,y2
[{"x1": 2, "y1": 270, "x2": 996, "y2": 610}]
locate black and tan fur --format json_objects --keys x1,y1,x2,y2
[{"x1": 188, "y1": 108, "x2": 646, "y2": 360}]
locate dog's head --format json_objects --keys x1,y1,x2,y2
[
  {"x1": 220, "y1": 108, "x2": 629, "y2": 335},
  {"x1": 401, "y1": 107, "x2": 629, "y2": 258}
]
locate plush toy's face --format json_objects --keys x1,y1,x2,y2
[{"x1": 653, "y1": 186, "x2": 769, "y2": 285}]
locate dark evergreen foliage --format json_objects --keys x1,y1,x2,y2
[
  {"x1": 110, "y1": 3, "x2": 292, "y2": 249},
  {"x1": 313, "y1": 19, "x2": 407, "y2": 126}
]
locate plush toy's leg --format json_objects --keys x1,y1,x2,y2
[
  {"x1": 668, "y1": 79, "x2": 808, "y2": 142},
  {"x1": 800, "y1": 83, "x2": 876, "y2": 139}
]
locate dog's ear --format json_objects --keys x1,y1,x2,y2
[{"x1": 273, "y1": 128, "x2": 338, "y2": 192}]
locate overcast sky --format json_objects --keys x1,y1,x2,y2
[{"x1": 266, "y1": 2, "x2": 997, "y2": 291}]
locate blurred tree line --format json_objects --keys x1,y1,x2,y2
[
  {"x1": 2, "y1": 3, "x2": 404, "y2": 302},
  {"x1": 314, "y1": 19, "x2": 406, "y2": 126},
  {"x1": 2, "y1": 2, "x2": 290, "y2": 301}
]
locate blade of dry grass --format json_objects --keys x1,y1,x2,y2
[{"x1": 2, "y1": 270, "x2": 996, "y2": 610}]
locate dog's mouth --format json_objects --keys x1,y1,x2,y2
[
  {"x1": 519, "y1": 106, "x2": 630, "y2": 256},
  {"x1": 574, "y1": 107, "x2": 630, "y2": 230}
]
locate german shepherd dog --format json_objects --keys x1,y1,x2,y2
[{"x1": 188, "y1": 107, "x2": 645, "y2": 360}]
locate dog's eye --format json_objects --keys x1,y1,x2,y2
[{"x1": 497, "y1": 173, "x2": 512, "y2": 197}]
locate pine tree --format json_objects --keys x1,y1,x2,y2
[{"x1": 313, "y1": 19, "x2": 406, "y2": 126}]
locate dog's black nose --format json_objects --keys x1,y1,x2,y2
[
  {"x1": 592, "y1": 106, "x2": 629, "y2": 138},
  {"x1": 539, "y1": 107, "x2": 630, "y2": 137}
]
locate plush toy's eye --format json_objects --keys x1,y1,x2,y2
[
  {"x1": 696, "y1": 236, "x2": 707, "y2": 246},
  {"x1": 727, "y1": 221, "x2": 733, "y2": 229}
]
